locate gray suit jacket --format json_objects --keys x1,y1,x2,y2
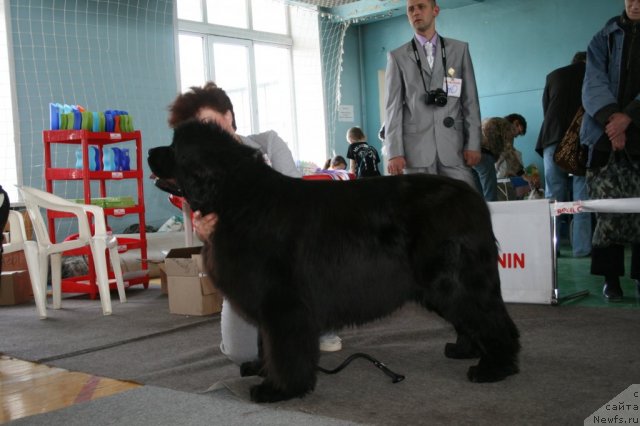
[{"x1": 384, "y1": 36, "x2": 481, "y2": 168}]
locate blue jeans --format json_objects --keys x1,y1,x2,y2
[
  {"x1": 473, "y1": 152, "x2": 497, "y2": 202},
  {"x1": 543, "y1": 144, "x2": 592, "y2": 257}
]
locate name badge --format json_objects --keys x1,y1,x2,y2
[{"x1": 443, "y1": 78, "x2": 462, "y2": 98}]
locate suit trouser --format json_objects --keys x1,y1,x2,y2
[{"x1": 404, "y1": 156, "x2": 479, "y2": 192}]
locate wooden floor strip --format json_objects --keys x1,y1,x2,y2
[{"x1": 0, "y1": 355, "x2": 141, "y2": 423}]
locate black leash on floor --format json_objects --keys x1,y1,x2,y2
[{"x1": 317, "y1": 352, "x2": 405, "y2": 383}]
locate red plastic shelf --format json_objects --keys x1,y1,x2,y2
[
  {"x1": 44, "y1": 129, "x2": 149, "y2": 299},
  {"x1": 43, "y1": 130, "x2": 141, "y2": 145}
]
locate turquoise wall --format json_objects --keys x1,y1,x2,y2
[
  {"x1": 8, "y1": 0, "x2": 626, "y2": 234},
  {"x1": 10, "y1": 0, "x2": 179, "y2": 231},
  {"x1": 336, "y1": 0, "x2": 624, "y2": 175}
]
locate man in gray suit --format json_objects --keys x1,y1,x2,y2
[{"x1": 384, "y1": 0, "x2": 481, "y2": 189}]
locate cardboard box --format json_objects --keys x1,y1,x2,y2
[
  {"x1": 2, "y1": 250, "x2": 29, "y2": 272},
  {"x1": 0, "y1": 270, "x2": 33, "y2": 305},
  {"x1": 157, "y1": 262, "x2": 168, "y2": 294},
  {"x1": 3, "y1": 210, "x2": 33, "y2": 241},
  {"x1": 1, "y1": 250, "x2": 34, "y2": 290},
  {"x1": 164, "y1": 247, "x2": 222, "y2": 316}
]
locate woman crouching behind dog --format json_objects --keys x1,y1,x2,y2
[{"x1": 167, "y1": 82, "x2": 343, "y2": 364}]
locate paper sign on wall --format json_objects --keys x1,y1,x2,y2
[{"x1": 338, "y1": 105, "x2": 354, "y2": 122}]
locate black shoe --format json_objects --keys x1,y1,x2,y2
[{"x1": 603, "y1": 282, "x2": 623, "y2": 302}]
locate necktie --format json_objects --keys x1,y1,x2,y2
[{"x1": 425, "y1": 41, "x2": 434, "y2": 69}]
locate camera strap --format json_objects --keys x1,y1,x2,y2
[{"x1": 411, "y1": 35, "x2": 448, "y2": 97}]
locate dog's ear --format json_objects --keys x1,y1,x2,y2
[
  {"x1": 170, "y1": 120, "x2": 265, "y2": 215},
  {"x1": 170, "y1": 120, "x2": 234, "y2": 214},
  {"x1": 147, "y1": 146, "x2": 177, "y2": 179},
  {"x1": 172, "y1": 120, "x2": 259, "y2": 168}
]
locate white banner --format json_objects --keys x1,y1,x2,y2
[
  {"x1": 486, "y1": 198, "x2": 640, "y2": 304},
  {"x1": 552, "y1": 198, "x2": 640, "y2": 215},
  {"x1": 489, "y1": 199, "x2": 554, "y2": 304}
]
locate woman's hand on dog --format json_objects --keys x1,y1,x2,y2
[{"x1": 193, "y1": 210, "x2": 218, "y2": 241}]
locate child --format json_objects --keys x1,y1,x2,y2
[
  {"x1": 323, "y1": 155, "x2": 348, "y2": 171},
  {"x1": 346, "y1": 127, "x2": 381, "y2": 178},
  {"x1": 316, "y1": 155, "x2": 351, "y2": 180}
]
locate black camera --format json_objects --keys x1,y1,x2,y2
[{"x1": 425, "y1": 88, "x2": 448, "y2": 107}]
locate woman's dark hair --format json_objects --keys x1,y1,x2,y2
[
  {"x1": 330, "y1": 155, "x2": 347, "y2": 169},
  {"x1": 168, "y1": 82, "x2": 237, "y2": 130},
  {"x1": 323, "y1": 155, "x2": 347, "y2": 170}
]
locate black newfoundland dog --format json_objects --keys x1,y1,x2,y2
[{"x1": 148, "y1": 120, "x2": 520, "y2": 403}]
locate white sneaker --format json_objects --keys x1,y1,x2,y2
[{"x1": 319, "y1": 333, "x2": 342, "y2": 352}]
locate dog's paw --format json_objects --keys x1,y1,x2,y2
[
  {"x1": 249, "y1": 382, "x2": 291, "y2": 403},
  {"x1": 444, "y1": 342, "x2": 481, "y2": 359},
  {"x1": 467, "y1": 362, "x2": 519, "y2": 383},
  {"x1": 240, "y1": 360, "x2": 265, "y2": 377},
  {"x1": 249, "y1": 379, "x2": 312, "y2": 403}
]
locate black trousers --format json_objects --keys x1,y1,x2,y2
[{"x1": 591, "y1": 243, "x2": 640, "y2": 279}]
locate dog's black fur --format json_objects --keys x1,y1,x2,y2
[{"x1": 148, "y1": 121, "x2": 520, "y2": 403}]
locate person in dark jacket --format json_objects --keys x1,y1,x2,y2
[
  {"x1": 581, "y1": 0, "x2": 640, "y2": 301},
  {"x1": 536, "y1": 52, "x2": 592, "y2": 257}
]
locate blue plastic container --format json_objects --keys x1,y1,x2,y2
[
  {"x1": 103, "y1": 147, "x2": 116, "y2": 171},
  {"x1": 49, "y1": 103, "x2": 61, "y2": 130},
  {"x1": 121, "y1": 148, "x2": 130, "y2": 171}
]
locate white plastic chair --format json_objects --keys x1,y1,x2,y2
[
  {"x1": 18, "y1": 186, "x2": 126, "y2": 316},
  {"x1": 2, "y1": 209, "x2": 47, "y2": 318}
]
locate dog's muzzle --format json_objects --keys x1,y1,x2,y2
[{"x1": 153, "y1": 177, "x2": 183, "y2": 197}]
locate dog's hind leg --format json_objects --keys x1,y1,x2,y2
[
  {"x1": 444, "y1": 327, "x2": 481, "y2": 359},
  {"x1": 417, "y1": 240, "x2": 520, "y2": 383},
  {"x1": 249, "y1": 307, "x2": 320, "y2": 403},
  {"x1": 459, "y1": 252, "x2": 520, "y2": 382},
  {"x1": 436, "y1": 293, "x2": 520, "y2": 382},
  {"x1": 461, "y1": 301, "x2": 520, "y2": 383}
]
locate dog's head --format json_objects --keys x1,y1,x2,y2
[{"x1": 148, "y1": 120, "x2": 263, "y2": 214}]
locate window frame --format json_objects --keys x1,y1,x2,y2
[
  {"x1": 176, "y1": 3, "x2": 298, "y2": 156},
  {"x1": 209, "y1": 36, "x2": 257, "y2": 135}
]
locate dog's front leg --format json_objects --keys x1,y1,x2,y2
[{"x1": 249, "y1": 310, "x2": 320, "y2": 403}]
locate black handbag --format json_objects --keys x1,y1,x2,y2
[{"x1": 589, "y1": 150, "x2": 640, "y2": 246}]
